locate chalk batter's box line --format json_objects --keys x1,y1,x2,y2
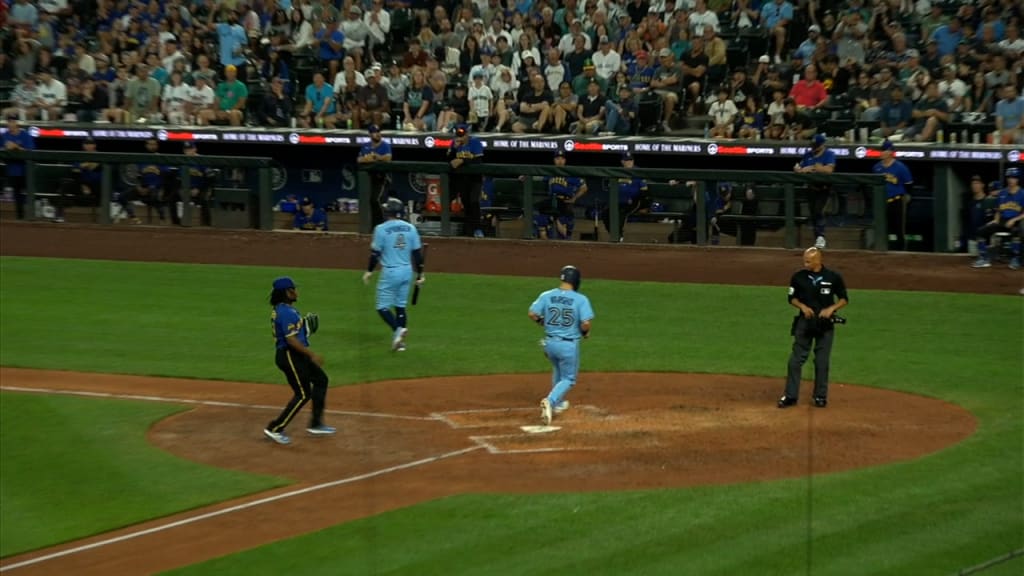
[
  {"x1": 431, "y1": 405, "x2": 603, "y2": 429},
  {"x1": 0, "y1": 386, "x2": 435, "y2": 422},
  {"x1": 469, "y1": 434, "x2": 601, "y2": 455}
]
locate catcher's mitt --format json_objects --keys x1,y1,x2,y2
[{"x1": 305, "y1": 313, "x2": 320, "y2": 335}]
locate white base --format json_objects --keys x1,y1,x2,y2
[{"x1": 520, "y1": 425, "x2": 561, "y2": 434}]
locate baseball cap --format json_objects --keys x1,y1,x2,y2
[
  {"x1": 349, "y1": 5, "x2": 362, "y2": 14},
  {"x1": 1006, "y1": 167, "x2": 1020, "y2": 179},
  {"x1": 812, "y1": 133, "x2": 827, "y2": 147},
  {"x1": 225, "y1": 64, "x2": 237, "y2": 73},
  {"x1": 300, "y1": 196, "x2": 313, "y2": 206},
  {"x1": 367, "y1": 124, "x2": 380, "y2": 133},
  {"x1": 758, "y1": 54, "x2": 770, "y2": 63},
  {"x1": 599, "y1": 35, "x2": 610, "y2": 43},
  {"x1": 636, "y1": 50, "x2": 648, "y2": 59},
  {"x1": 970, "y1": 174, "x2": 983, "y2": 182},
  {"x1": 621, "y1": 151, "x2": 634, "y2": 161},
  {"x1": 809, "y1": 24, "x2": 821, "y2": 33},
  {"x1": 183, "y1": 141, "x2": 195, "y2": 149},
  {"x1": 583, "y1": 59, "x2": 595, "y2": 69},
  {"x1": 881, "y1": 139, "x2": 894, "y2": 151},
  {"x1": 521, "y1": 50, "x2": 534, "y2": 61},
  {"x1": 658, "y1": 48, "x2": 672, "y2": 58},
  {"x1": 472, "y1": 69, "x2": 485, "y2": 77},
  {"x1": 906, "y1": 48, "x2": 920, "y2": 58},
  {"x1": 454, "y1": 123, "x2": 469, "y2": 136},
  {"x1": 84, "y1": 136, "x2": 96, "y2": 144},
  {"x1": 989, "y1": 180, "x2": 1002, "y2": 190},
  {"x1": 6, "y1": 113, "x2": 19, "y2": 121},
  {"x1": 554, "y1": 149, "x2": 566, "y2": 158},
  {"x1": 272, "y1": 277, "x2": 296, "y2": 290}
]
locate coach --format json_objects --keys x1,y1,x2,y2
[{"x1": 872, "y1": 140, "x2": 914, "y2": 251}]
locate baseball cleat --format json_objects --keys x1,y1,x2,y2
[
  {"x1": 554, "y1": 400, "x2": 570, "y2": 413},
  {"x1": 814, "y1": 236, "x2": 827, "y2": 249},
  {"x1": 540, "y1": 398, "x2": 553, "y2": 425},
  {"x1": 391, "y1": 327, "x2": 408, "y2": 351},
  {"x1": 263, "y1": 429, "x2": 291, "y2": 445},
  {"x1": 396, "y1": 343, "x2": 407, "y2": 352},
  {"x1": 777, "y1": 395, "x2": 797, "y2": 408},
  {"x1": 306, "y1": 424, "x2": 337, "y2": 435},
  {"x1": 971, "y1": 257, "x2": 991, "y2": 268},
  {"x1": 813, "y1": 396, "x2": 828, "y2": 408}
]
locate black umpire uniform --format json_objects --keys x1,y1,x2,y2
[{"x1": 779, "y1": 248, "x2": 848, "y2": 408}]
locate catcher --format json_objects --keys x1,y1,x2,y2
[
  {"x1": 778, "y1": 247, "x2": 848, "y2": 409},
  {"x1": 264, "y1": 276, "x2": 335, "y2": 445}
]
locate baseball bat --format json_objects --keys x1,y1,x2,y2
[{"x1": 412, "y1": 243, "x2": 428, "y2": 305}]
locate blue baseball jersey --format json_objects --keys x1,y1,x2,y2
[
  {"x1": 799, "y1": 148, "x2": 837, "y2": 169},
  {"x1": 272, "y1": 303, "x2": 308, "y2": 350},
  {"x1": 872, "y1": 159, "x2": 913, "y2": 199},
  {"x1": 451, "y1": 136, "x2": 484, "y2": 160},
  {"x1": 137, "y1": 161, "x2": 166, "y2": 188},
  {"x1": 185, "y1": 164, "x2": 210, "y2": 186},
  {"x1": 615, "y1": 176, "x2": 648, "y2": 204},
  {"x1": 72, "y1": 161, "x2": 102, "y2": 185},
  {"x1": 371, "y1": 218, "x2": 423, "y2": 268},
  {"x1": 545, "y1": 176, "x2": 585, "y2": 200},
  {"x1": 997, "y1": 188, "x2": 1024, "y2": 221},
  {"x1": 2, "y1": 129, "x2": 34, "y2": 176},
  {"x1": 359, "y1": 139, "x2": 392, "y2": 158},
  {"x1": 293, "y1": 208, "x2": 328, "y2": 231},
  {"x1": 529, "y1": 288, "x2": 595, "y2": 340}
]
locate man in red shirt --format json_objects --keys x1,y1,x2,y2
[{"x1": 789, "y1": 64, "x2": 828, "y2": 110}]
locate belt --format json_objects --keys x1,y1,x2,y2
[
  {"x1": 886, "y1": 195, "x2": 904, "y2": 204},
  {"x1": 546, "y1": 335, "x2": 578, "y2": 342}
]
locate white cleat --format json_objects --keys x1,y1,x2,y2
[
  {"x1": 263, "y1": 429, "x2": 291, "y2": 445},
  {"x1": 971, "y1": 257, "x2": 991, "y2": 268},
  {"x1": 814, "y1": 236, "x2": 827, "y2": 249},
  {"x1": 391, "y1": 327, "x2": 408, "y2": 351},
  {"x1": 540, "y1": 398, "x2": 553, "y2": 425},
  {"x1": 554, "y1": 400, "x2": 570, "y2": 414}
]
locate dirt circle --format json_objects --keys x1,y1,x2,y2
[{"x1": 146, "y1": 371, "x2": 977, "y2": 491}]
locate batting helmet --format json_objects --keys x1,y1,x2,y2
[
  {"x1": 382, "y1": 198, "x2": 404, "y2": 216},
  {"x1": 560, "y1": 265, "x2": 581, "y2": 290},
  {"x1": 1006, "y1": 167, "x2": 1020, "y2": 179}
]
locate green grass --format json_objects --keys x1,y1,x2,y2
[
  {"x1": 0, "y1": 392, "x2": 286, "y2": 557},
  {"x1": 1, "y1": 256, "x2": 1021, "y2": 574}
]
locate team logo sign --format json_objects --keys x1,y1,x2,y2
[
  {"x1": 564, "y1": 139, "x2": 575, "y2": 151},
  {"x1": 157, "y1": 129, "x2": 168, "y2": 141},
  {"x1": 707, "y1": 143, "x2": 719, "y2": 156},
  {"x1": 424, "y1": 136, "x2": 436, "y2": 148},
  {"x1": 1008, "y1": 150, "x2": 1021, "y2": 163},
  {"x1": 409, "y1": 172, "x2": 429, "y2": 194},
  {"x1": 121, "y1": 163, "x2": 139, "y2": 186},
  {"x1": 855, "y1": 146, "x2": 867, "y2": 159},
  {"x1": 270, "y1": 162, "x2": 287, "y2": 191},
  {"x1": 288, "y1": 133, "x2": 300, "y2": 145},
  {"x1": 28, "y1": 126, "x2": 40, "y2": 138},
  {"x1": 341, "y1": 167, "x2": 356, "y2": 191}
]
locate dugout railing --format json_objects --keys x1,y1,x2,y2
[
  {"x1": 0, "y1": 150, "x2": 275, "y2": 229},
  {"x1": 358, "y1": 162, "x2": 888, "y2": 251}
]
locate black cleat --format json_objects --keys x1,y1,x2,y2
[
  {"x1": 813, "y1": 396, "x2": 828, "y2": 408},
  {"x1": 777, "y1": 395, "x2": 797, "y2": 408}
]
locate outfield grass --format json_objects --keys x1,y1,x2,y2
[
  {"x1": 1, "y1": 256, "x2": 1021, "y2": 574},
  {"x1": 0, "y1": 392, "x2": 286, "y2": 557}
]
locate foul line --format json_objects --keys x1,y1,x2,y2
[
  {"x1": 0, "y1": 445, "x2": 483, "y2": 573},
  {"x1": 0, "y1": 386, "x2": 437, "y2": 421},
  {"x1": 952, "y1": 548, "x2": 1024, "y2": 576}
]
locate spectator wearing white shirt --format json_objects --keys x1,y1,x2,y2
[
  {"x1": 189, "y1": 76, "x2": 216, "y2": 121},
  {"x1": 162, "y1": 72, "x2": 192, "y2": 124},
  {"x1": 559, "y1": 20, "x2": 592, "y2": 56},
  {"x1": 592, "y1": 36, "x2": 621, "y2": 80},
  {"x1": 543, "y1": 48, "x2": 571, "y2": 92},
  {"x1": 999, "y1": 25, "x2": 1024, "y2": 57},
  {"x1": 333, "y1": 57, "x2": 368, "y2": 93},
  {"x1": 284, "y1": 10, "x2": 315, "y2": 51},
  {"x1": 37, "y1": 0, "x2": 69, "y2": 16},
  {"x1": 1, "y1": 76, "x2": 39, "y2": 121},
  {"x1": 76, "y1": 45, "x2": 96, "y2": 76},
  {"x1": 708, "y1": 86, "x2": 738, "y2": 138},
  {"x1": 689, "y1": 0, "x2": 720, "y2": 35},
  {"x1": 162, "y1": 40, "x2": 188, "y2": 74},
  {"x1": 342, "y1": 5, "x2": 372, "y2": 70},
  {"x1": 468, "y1": 70, "x2": 494, "y2": 130},
  {"x1": 937, "y1": 64, "x2": 967, "y2": 112},
  {"x1": 35, "y1": 70, "x2": 67, "y2": 121},
  {"x1": 365, "y1": 0, "x2": 391, "y2": 61},
  {"x1": 484, "y1": 17, "x2": 513, "y2": 50}
]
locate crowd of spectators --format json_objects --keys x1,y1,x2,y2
[{"x1": 0, "y1": 0, "x2": 1022, "y2": 143}]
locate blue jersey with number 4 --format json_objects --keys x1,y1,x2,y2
[
  {"x1": 371, "y1": 219, "x2": 422, "y2": 268},
  {"x1": 530, "y1": 288, "x2": 594, "y2": 340}
]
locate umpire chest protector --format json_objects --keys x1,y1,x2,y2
[{"x1": 788, "y1": 266, "x2": 847, "y2": 314}]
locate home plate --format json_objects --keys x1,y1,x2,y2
[{"x1": 520, "y1": 425, "x2": 561, "y2": 434}]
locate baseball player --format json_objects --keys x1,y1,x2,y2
[
  {"x1": 132, "y1": 138, "x2": 170, "y2": 223},
  {"x1": 56, "y1": 137, "x2": 102, "y2": 223},
  {"x1": 447, "y1": 123, "x2": 485, "y2": 237},
  {"x1": 363, "y1": 198, "x2": 425, "y2": 351},
  {"x1": 972, "y1": 167, "x2": 1023, "y2": 270},
  {"x1": 528, "y1": 265, "x2": 595, "y2": 425},
  {"x1": 293, "y1": 197, "x2": 329, "y2": 231},
  {"x1": 601, "y1": 152, "x2": 651, "y2": 242},
  {"x1": 356, "y1": 124, "x2": 393, "y2": 227},
  {"x1": 180, "y1": 141, "x2": 216, "y2": 226},
  {"x1": 2, "y1": 114, "x2": 34, "y2": 220},
  {"x1": 871, "y1": 140, "x2": 914, "y2": 251},
  {"x1": 779, "y1": 247, "x2": 848, "y2": 408},
  {"x1": 528, "y1": 150, "x2": 588, "y2": 240},
  {"x1": 794, "y1": 133, "x2": 836, "y2": 249},
  {"x1": 265, "y1": 276, "x2": 334, "y2": 445}
]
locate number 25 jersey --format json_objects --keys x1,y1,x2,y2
[{"x1": 530, "y1": 288, "x2": 595, "y2": 340}]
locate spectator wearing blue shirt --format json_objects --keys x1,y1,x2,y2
[
  {"x1": 9, "y1": 0, "x2": 40, "y2": 27},
  {"x1": 293, "y1": 197, "x2": 329, "y2": 231},
  {"x1": 794, "y1": 133, "x2": 837, "y2": 249},
  {"x1": 216, "y1": 15, "x2": 249, "y2": 73},
  {"x1": 875, "y1": 86, "x2": 913, "y2": 139},
  {"x1": 315, "y1": 18, "x2": 346, "y2": 81},
  {"x1": 760, "y1": 0, "x2": 794, "y2": 64},
  {"x1": 356, "y1": 124, "x2": 394, "y2": 226},
  {"x1": 300, "y1": 71, "x2": 338, "y2": 128},
  {"x1": 872, "y1": 140, "x2": 914, "y2": 251},
  {"x1": 1, "y1": 115, "x2": 34, "y2": 220},
  {"x1": 932, "y1": 18, "x2": 964, "y2": 58},
  {"x1": 995, "y1": 85, "x2": 1024, "y2": 145}
]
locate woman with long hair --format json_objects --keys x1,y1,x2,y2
[
  {"x1": 264, "y1": 277, "x2": 334, "y2": 445},
  {"x1": 460, "y1": 35, "x2": 481, "y2": 76}
]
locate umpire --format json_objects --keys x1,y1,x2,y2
[{"x1": 778, "y1": 246, "x2": 849, "y2": 409}]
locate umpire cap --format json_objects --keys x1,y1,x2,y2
[
  {"x1": 383, "y1": 197, "x2": 404, "y2": 216},
  {"x1": 560, "y1": 265, "x2": 581, "y2": 290}
]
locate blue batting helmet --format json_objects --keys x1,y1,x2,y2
[
  {"x1": 383, "y1": 198, "x2": 404, "y2": 216},
  {"x1": 560, "y1": 265, "x2": 581, "y2": 290}
]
